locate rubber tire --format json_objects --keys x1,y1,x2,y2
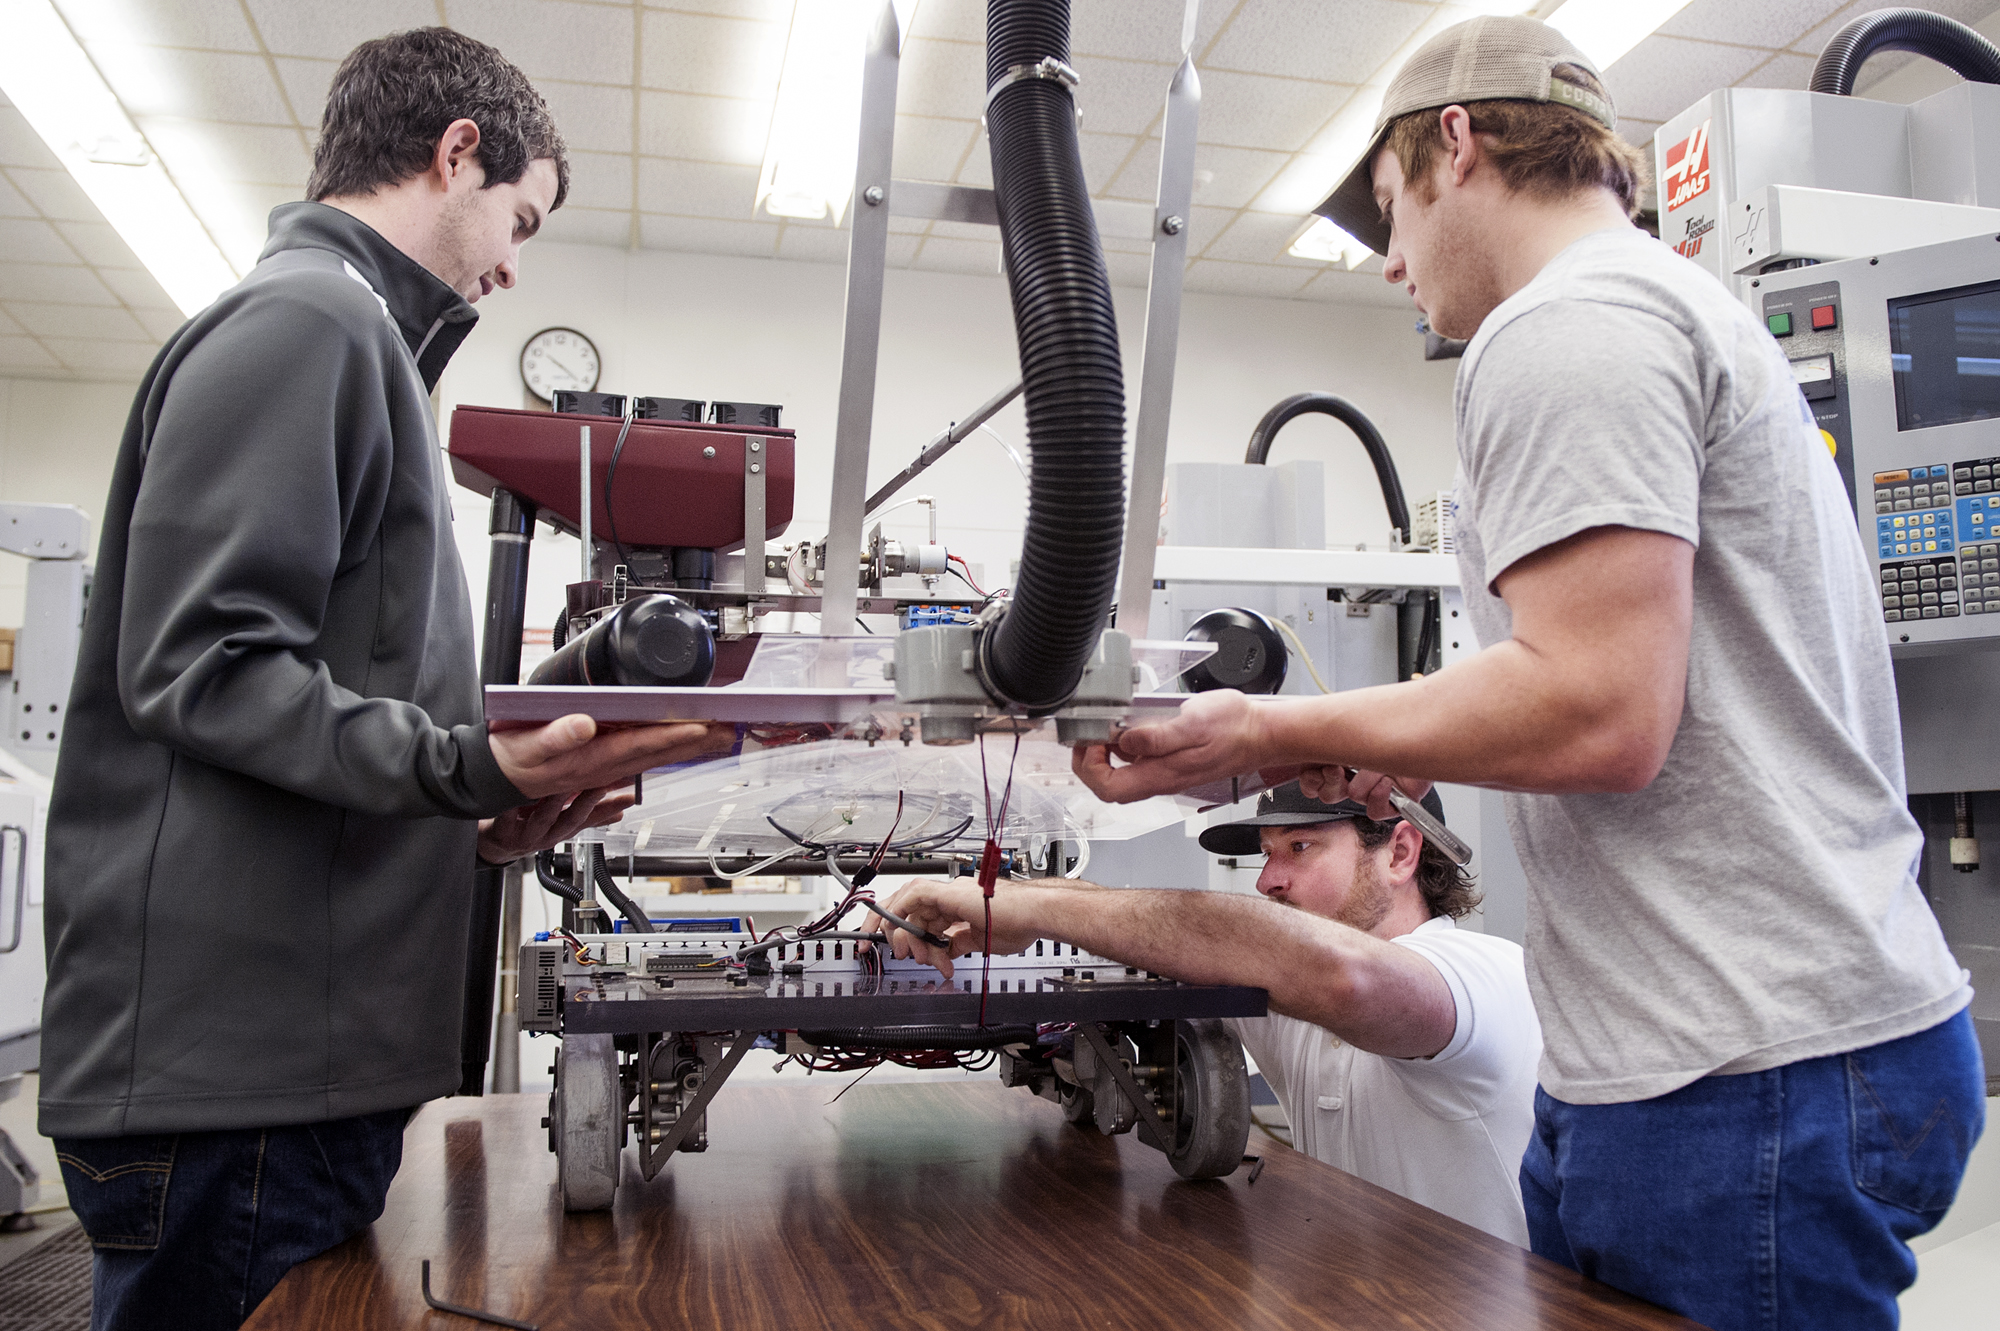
[
  {"x1": 1058, "y1": 1078, "x2": 1095, "y2": 1127},
  {"x1": 1167, "y1": 1019, "x2": 1252, "y2": 1180},
  {"x1": 555, "y1": 1033, "x2": 622, "y2": 1211}
]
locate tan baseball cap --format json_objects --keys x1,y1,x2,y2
[{"x1": 1315, "y1": 15, "x2": 1616, "y2": 256}]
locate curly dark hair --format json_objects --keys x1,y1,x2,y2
[
  {"x1": 306, "y1": 28, "x2": 569, "y2": 211},
  {"x1": 1352, "y1": 815, "x2": 1481, "y2": 921}
]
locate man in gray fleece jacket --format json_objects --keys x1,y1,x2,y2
[{"x1": 37, "y1": 30, "x2": 724, "y2": 1331}]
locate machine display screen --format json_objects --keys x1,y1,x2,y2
[{"x1": 1889, "y1": 279, "x2": 2000, "y2": 431}]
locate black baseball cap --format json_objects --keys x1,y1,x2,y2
[{"x1": 1197, "y1": 780, "x2": 1448, "y2": 857}]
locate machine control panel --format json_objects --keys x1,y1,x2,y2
[{"x1": 1761, "y1": 279, "x2": 1855, "y2": 506}]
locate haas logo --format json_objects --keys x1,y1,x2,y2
[{"x1": 1663, "y1": 120, "x2": 1711, "y2": 213}]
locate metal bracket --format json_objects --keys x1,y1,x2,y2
[
  {"x1": 639, "y1": 1030, "x2": 757, "y2": 1174},
  {"x1": 1074, "y1": 1022, "x2": 1171, "y2": 1153},
  {"x1": 744, "y1": 436, "x2": 767, "y2": 597}
]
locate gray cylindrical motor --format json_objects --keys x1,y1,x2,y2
[{"x1": 527, "y1": 594, "x2": 715, "y2": 687}]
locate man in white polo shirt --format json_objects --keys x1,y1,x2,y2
[{"x1": 880, "y1": 782, "x2": 1542, "y2": 1244}]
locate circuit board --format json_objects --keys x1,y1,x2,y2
[{"x1": 523, "y1": 931, "x2": 1267, "y2": 1036}]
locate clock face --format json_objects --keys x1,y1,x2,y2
[{"x1": 520, "y1": 327, "x2": 601, "y2": 402}]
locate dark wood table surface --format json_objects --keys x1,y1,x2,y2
[{"x1": 245, "y1": 1082, "x2": 1703, "y2": 1330}]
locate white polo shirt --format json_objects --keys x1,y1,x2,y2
[{"x1": 1227, "y1": 916, "x2": 1542, "y2": 1245}]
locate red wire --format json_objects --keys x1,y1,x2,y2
[{"x1": 949, "y1": 554, "x2": 986, "y2": 596}]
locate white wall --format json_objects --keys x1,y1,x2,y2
[
  {"x1": 0, "y1": 376, "x2": 133, "y2": 627},
  {"x1": 434, "y1": 241, "x2": 1459, "y2": 643}
]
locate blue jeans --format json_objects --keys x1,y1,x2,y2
[
  {"x1": 55, "y1": 1107, "x2": 410, "y2": 1331},
  {"x1": 1522, "y1": 1009, "x2": 1985, "y2": 1331}
]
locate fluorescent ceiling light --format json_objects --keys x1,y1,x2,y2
[
  {"x1": 1289, "y1": 217, "x2": 1373, "y2": 269},
  {"x1": 0, "y1": 0, "x2": 237, "y2": 316},
  {"x1": 757, "y1": 0, "x2": 920, "y2": 225},
  {"x1": 1546, "y1": 0, "x2": 1697, "y2": 71}
]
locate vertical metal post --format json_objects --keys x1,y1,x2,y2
[
  {"x1": 1114, "y1": 56, "x2": 1200, "y2": 640},
  {"x1": 819, "y1": 1, "x2": 903, "y2": 635},
  {"x1": 491, "y1": 859, "x2": 523, "y2": 1094},
  {"x1": 461, "y1": 488, "x2": 537, "y2": 1098},
  {"x1": 744, "y1": 436, "x2": 767, "y2": 596},
  {"x1": 578, "y1": 425, "x2": 593, "y2": 581}
]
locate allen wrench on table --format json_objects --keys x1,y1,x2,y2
[{"x1": 421, "y1": 1260, "x2": 539, "y2": 1330}]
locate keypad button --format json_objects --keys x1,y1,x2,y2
[
  {"x1": 1923, "y1": 606, "x2": 1941, "y2": 618},
  {"x1": 1943, "y1": 577, "x2": 1958, "y2": 590},
  {"x1": 1958, "y1": 466, "x2": 1975, "y2": 479},
  {"x1": 1985, "y1": 559, "x2": 2000, "y2": 571},
  {"x1": 1921, "y1": 578, "x2": 1939, "y2": 591},
  {"x1": 1887, "y1": 608, "x2": 1904, "y2": 620},
  {"x1": 1943, "y1": 590, "x2": 1960, "y2": 603},
  {"x1": 1967, "y1": 603, "x2": 1984, "y2": 615},
  {"x1": 1894, "y1": 486, "x2": 1913, "y2": 498},
  {"x1": 1977, "y1": 465, "x2": 1993, "y2": 479},
  {"x1": 1944, "y1": 606, "x2": 1960, "y2": 617},
  {"x1": 1983, "y1": 543, "x2": 1999, "y2": 555},
  {"x1": 1979, "y1": 481, "x2": 1995, "y2": 493},
  {"x1": 1961, "y1": 483, "x2": 1976, "y2": 496},
  {"x1": 1896, "y1": 500, "x2": 1914, "y2": 510}
]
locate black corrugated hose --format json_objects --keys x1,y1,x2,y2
[
  {"x1": 1245, "y1": 393, "x2": 1412, "y2": 547},
  {"x1": 1810, "y1": 8, "x2": 2000, "y2": 95},
  {"x1": 978, "y1": 0, "x2": 1127, "y2": 712}
]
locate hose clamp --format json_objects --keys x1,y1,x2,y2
[{"x1": 983, "y1": 57, "x2": 1081, "y2": 114}]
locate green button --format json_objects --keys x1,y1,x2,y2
[{"x1": 1767, "y1": 311, "x2": 1793, "y2": 337}]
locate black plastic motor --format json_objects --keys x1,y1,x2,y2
[
  {"x1": 1182, "y1": 608, "x2": 1287, "y2": 695},
  {"x1": 527, "y1": 594, "x2": 715, "y2": 687}
]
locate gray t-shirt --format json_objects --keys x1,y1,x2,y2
[{"x1": 1452, "y1": 226, "x2": 1969, "y2": 1105}]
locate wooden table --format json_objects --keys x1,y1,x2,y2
[{"x1": 246, "y1": 1083, "x2": 1702, "y2": 1330}]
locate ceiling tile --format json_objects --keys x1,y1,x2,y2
[
  {"x1": 39, "y1": 337, "x2": 162, "y2": 374},
  {"x1": 637, "y1": 158, "x2": 759, "y2": 218},
  {"x1": 6, "y1": 219, "x2": 94, "y2": 266},
  {"x1": 130, "y1": 307, "x2": 187, "y2": 341},
  {"x1": 1182, "y1": 259, "x2": 1315, "y2": 299},
  {"x1": 1602, "y1": 36, "x2": 1771, "y2": 125},
  {"x1": 1206, "y1": 0, "x2": 1430, "y2": 84},
  {"x1": 955, "y1": 143, "x2": 993, "y2": 188},
  {"x1": 911, "y1": 235, "x2": 1001, "y2": 275},
  {"x1": 1201, "y1": 212, "x2": 1321, "y2": 266},
  {"x1": 638, "y1": 91, "x2": 768, "y2": 164},
  {"x1": 1078, "y1": 131, "x2": 1142, "y2": 193},
  {"x1": 0, "y1": 106, "x2": 59, "y2": 171},
  {"x1": 883, "y1": 233, "x2": 922, "y2": 266},
  {"x1": 141, "y1": 121, "x2": 311, "y2": 188},
  {"x1": 642, "y1": 10, "x2": 784, "y2": 98},
  {"x1": 0, "y1": 175, "x2": 31, "y2": 219},
  {"x1": 1617, "y1": 117, "x2": 1663, "y2": 149},
  {"x1": 541, "y1": 82, "x2": 636, "y2": 155},
  {"x1": 8, "y1": 168, "x2": 97, "y2": 223},
  {"x1": 97, "y1": 266, "x2": 177, "y2": 311},
  {"x1": 0, "y1": 336, "x2": 59, "y2": 371},
  {"x1": 446, "y1": 0, "x2": 636, "y2": 86},
  {"x1": 1657, "y1": 0, "x2": 1854, "y2": 50},
  {"x1": 538, "y1": 207, "x2": 631, "y2": 248},
  {"x1": 1071, "y1": 56, "x2": 1177, "y2": 137},
  {"x1": 55, "y1": 0, "x2": 261, "y2": 51},
  {"x1": 1296, "y1": 266, "x2": 1416, "y2": 309},
  {"x1": 892, "y1": 116, "x2": 979, "y2": 182},
  {"x1": 51, "y1": 219, "x2": 139, "y2": 267},
  {"x1": 897, "y1": 36, "x2": 990, "y2": 120},
  {"x1": 1102, "y1": 135, "x2": 1160, "y2": 200},
  {"x1": 564, "y1": 151, "x2": 636, "y2": 212},
  {"x1": 1102, "y1": 248, "x2": 1153, "y2": 289},
  {"x1": 639, "y1": 213, "x2": 780, "y2": 257},
  {"x1": 274, "y1": 59, "x2": 337, "y2": 129},
  {"x1": 244, "y1": 0, "x2": 443, "y2": 60},
  {"x1": 1110, "y1": 138, "x2": 1292, "y2": 209},
  {"x1": 1196, "y1": 68, "x2": 1346, "y2": 152},
  {"x1": 1072, "y1": 1, "x2": 1194, "y2": 64},
  {"x1": 6, "y1": 301, "x2": 150, "y2": 340},
  {"x1": 1735, "y1": 53, "x2": 1819, "y2": 92},
  {"x1": 648, "y1": 0, "x2": 792, "y2": 19},
  {"x1": 775, "y1": 223, "x2": 849, "y2": 265},
  {"x1": 87, "y1": 45, "x2": 296, "y2": 125},
  {"x1": 1185, "y1": 203, "x2": 1239, "y2": 251},
  {"x1": 0, "y1": 263, "x2": 116, "y2": 306}
]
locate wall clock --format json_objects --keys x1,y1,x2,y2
[{"x1": 520, "y1": 326, "x2": 601, "y2": 403}]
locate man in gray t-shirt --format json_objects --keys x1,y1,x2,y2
[{"x1": 1074, "y1": 16, "x2": 1983, "y2": 1331}]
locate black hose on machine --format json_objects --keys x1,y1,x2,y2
[
  {"x1": 1810, "y1": 8, "x2": 2000, "y2": 96},
  {"x1": 975, "y1": 0, "x2": 1128, "y2": 712},
  {"x1": 1245, "y1": 393, "x2": 1412, "y2": 548}
]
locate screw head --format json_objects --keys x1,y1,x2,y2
[
  {"x1": 750, "y1": 463, "x2": 762, "y2": 474},
  {"x1": 1162, "y1": 214, "x2": 1184, "y2": 235},
  {"x1": 749, "y1": 439, "x2": 761, "y2": 452},
  {"x1": 864, "y1": 184, "x2": 886, "y2": 205},
  {"x1": 703, "y1": 445, "x2": 717, "y2": 458}
]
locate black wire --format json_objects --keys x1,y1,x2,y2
[
  {"x1": 859, "y1": 898, "x2": 953, "y2": 949},
  {"x1": 534, "y1": 848, "x2": 583, "y2": 902},
  {"x1": 855, "y1": 618, "x2": 875, "y2": 634},
  {"x1": 602, "y1": 408, "x2": 637, "y2": 569},
  {"x1": 590, "y1": 845, "x2": 656, "y2": 933},
  {"x1": 734, "y1": 930, "x2": 886, "y2": 962},
  {"x1": 948, "y1": 568, "x2": 990, "y2": 600}
]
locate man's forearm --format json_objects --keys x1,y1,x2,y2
[{"x1": 1017, "y1": 883, "x2": 1453, "y2": 1057}]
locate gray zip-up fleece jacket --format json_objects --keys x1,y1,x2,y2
[{"x1": 39, "y1": 202, "x2": 524, "y2": 1138}]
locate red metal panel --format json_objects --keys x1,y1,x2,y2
[{"x1": 446, "y1": 404, "x2": 796, "y2": 550}]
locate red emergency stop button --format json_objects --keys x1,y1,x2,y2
[{"x1": 1811, "y1": 304, "x2": 1838, "y2": 330}]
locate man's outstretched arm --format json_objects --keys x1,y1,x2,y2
[{"x1": 879, "y1": 878, "x2": 1456, "y2": 1059}]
